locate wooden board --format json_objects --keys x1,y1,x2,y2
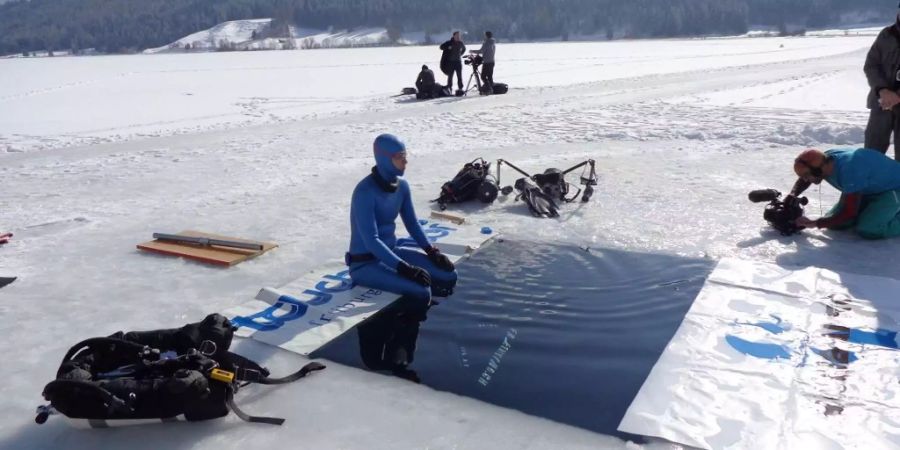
[
  {"x1": 137, "y1": 230, "x2": 277, "y2": 266},
  {"x1": 430, "y1": 210, "x2": 466, "y2": 225}
]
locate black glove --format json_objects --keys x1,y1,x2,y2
[
  {"x1": 426, "y1": 247, "x2": 455, "y2": 272},
  {"x1": 397, "y1": 261, "x2": 432, "y2": 286}
]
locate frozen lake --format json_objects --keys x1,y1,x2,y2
[{"x1": 1, "y1": 32, "x2": 897, "y2": 449}]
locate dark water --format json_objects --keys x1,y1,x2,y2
[{"x1": 311, "y1": 239, "x2": 714, "y2": 439}]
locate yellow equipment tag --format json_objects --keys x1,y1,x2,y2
[{"x1": 210, "y1": 368, "x2": 235, "y2": 383}]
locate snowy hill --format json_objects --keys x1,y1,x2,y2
[
  {"x1": 143, "y1": 19, "x2": 429, "y2": 54},
  {"x1": 143, "y1": 18, "x2": 274, "y2": 53}
]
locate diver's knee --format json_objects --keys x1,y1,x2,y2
[
  {"x1": 431, "y1": 268, "x2": 458, "y2": 284},
  {"x1": 407, "y1": 284, "x2": 431, "y2": 303}
]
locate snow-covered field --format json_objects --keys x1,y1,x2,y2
[{"x1": 1, "y1": 32, "x2": 898, "y2": 449}]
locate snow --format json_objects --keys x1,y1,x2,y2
[
  {"x1": 670, "y1": 69, "x2": 867, "y2": 111},
  {"x1": 290, "y1": 26, "x2": 410, "y2": 48},
  {"x1": 0, "y1": 35, "x2": 874, "y2": 153},
  {"x1": 744, "y1": 26, "x2": 884, "y2": 38},
  {"x1": 1, "y1": 31, "x2": 899, "y2": 449},
  {"x1": 143, "y1": 19, "x2": 274, "y2": 53},
  {"x1": 143, "y1": 19, "x2": 437, "y2": 54},
  {"x1": 804, "y1": 26, "x2": 884, "y2": 37}
]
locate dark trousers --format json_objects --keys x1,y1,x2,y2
[
  {"x1": 446, "y1": 63, "x2": 463, "y2": 90},
  {"x1": 416, "y1": 81, "x2": 437, "y2": 99},
  {"x1": 864, "y1": 107, "x2": 900, "y2": 160},
  {"x1": 481, "y1": 62, "x2": 495, "y2": 92}
]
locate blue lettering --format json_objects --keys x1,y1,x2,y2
[
  {"x1": 315, "y1": 277, "x2": 354, "y2": 294},
  {"x1": 232, "y1": 295, "x2": 310, "y2": 331},
  {"x1": 811, "y1": 347, "x2": 859, "y2": 365},
  {"x1": 423, "y1": 223, "x2": 455, "y2": 242},
  {"x1": 301, "y1": 289, "x2": 333, "y2": 306},
  {"x1": 233, "y1": 223, "x2": 465, "y2": 334},
  {"x1": 427, "y1": 223, "x2": 456, "y2": 232},
  {"x1": 725, "y1": 334, "x2": 791, "y2": 360},
  {"x1": 323, "y1": 270, "x2": 351, "y2": 283},
  {"x1": 847, "y1": 328, "x2": 898, "y2": 349},
  {"x1": 740, "y1": 315, "x2": 788, "y2": 335}
]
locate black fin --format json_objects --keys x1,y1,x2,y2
[{"x1": 519, "y1": 185, "x2": 559, "y2": 218}]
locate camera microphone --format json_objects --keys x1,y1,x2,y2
[{"x1": 748, "y1": 189, "x2": 781, "y2": 203}]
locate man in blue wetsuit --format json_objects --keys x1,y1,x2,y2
[
  {"x1": 346, "y1": 134, "x2": 457, "y2": 305},
  {"x1": 790, "y1": 148, "x2": 900, "y2": 239}
]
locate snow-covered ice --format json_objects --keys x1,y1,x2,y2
[{"x1": 1, "y1": 31, "x2": 898, "y2": 449}]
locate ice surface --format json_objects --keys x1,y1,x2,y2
[{"x1": 1, "y1": 31, "x2": 897, "y2": 449}]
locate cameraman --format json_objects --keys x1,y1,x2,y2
[
  {"x1": 439, "y1": 31, "x2": 466, "y2": 93},
  {"x1": 469, "y1": 31, "x2": 496, "y2": 94},
  {"x1": 863, "y1": 5, "x2": 900, "y2": 159},
  {"x1": 790, "y1": 148, "x2": 900, "y2": 239}
]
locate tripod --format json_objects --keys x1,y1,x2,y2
[{"x1": 464, "y1": 63, "x2": 483, "y2": 96}]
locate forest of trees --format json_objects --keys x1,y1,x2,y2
[{"x1": 0, "y1": 0, "x2": 892, "y2": 55}]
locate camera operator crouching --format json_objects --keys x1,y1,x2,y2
[
  {"x1": 788, "y1": 147, "x2": 900, "y2": 239},
  {"x1": 469, "y1": 31, "x2": 496, "y2": 94}
]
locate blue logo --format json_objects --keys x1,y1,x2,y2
[
  {"x1": 231, "y1": 222, "x2": 457, "y2": 332},
  {"x1": 726, "y1": 314, "x2": 898, "y2": 364},
  {"x1": 724, "y1": 299, "x2": 898, "y2": 416},
  {"x1": 725, "y1": 315, "x2": 792, "y2": 360}
]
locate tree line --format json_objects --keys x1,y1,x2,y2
[{"x1": 0, "y1": 0, "x2": 891, "y2": 55}]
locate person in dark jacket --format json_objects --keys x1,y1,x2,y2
[
  {"x1": 415, "y1": 65, "x2": 439, "y2": 99},
  {"x1": 863, "y1": 4, "x2": 900, "y2": 160},
  {"x1": 470, "y1": 31, "x2": 496, "y2": 94},
  {"x1": 439, "y1": 31, "x2": 466, "y2": 92}
]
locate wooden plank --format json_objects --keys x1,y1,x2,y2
[
  {"x1": 430, "y1": 210, "x2": 466, "y2": 225},
  {"x1": 137, "y1": 230, "x2": 277, "y2": 266}
]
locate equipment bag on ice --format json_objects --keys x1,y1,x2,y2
[
  {"x1": 432, "y1": 157, "x2": 499, "y2": 210},
  {"x1": 482, "y1": 82, "x2": 508, "y2": 95},
  {"x1": 36, "y1": 313, "x2": 325, "y2": 427}
]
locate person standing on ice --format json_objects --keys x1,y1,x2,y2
[
  {"x1": 790, "y1": 148, "x2": 900, "y2": 239},
  {"x1": 863, "y1": 2, "x2": 900, "y2": 160},
  {"x1": 439, "y1": 31, "x2": 466, "y2": 93},
  {"x1": 469, "y1": 31, "x2": 496, "y2": 94},
  {"x1": 346, "y1": 134, "x2": 458, "y2": 306}
]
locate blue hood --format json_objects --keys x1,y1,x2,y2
[{"x1": 373, "y1": 134, "x2": 406, "y2": 181}]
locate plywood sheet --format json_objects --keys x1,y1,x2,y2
[{"x1": 137, "y1": 230, "x2": 276, "y2": 266}]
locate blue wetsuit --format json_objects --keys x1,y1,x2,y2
[{"x1": 347, "y1": 135, "x2": 457, "y2": 302}]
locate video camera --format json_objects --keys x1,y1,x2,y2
[
  {"x1": 748, "y1": 189, "x2": 808, "y2": 236},
  {"x1": 463, "y1": 54, "x2": 483, "y2": 67}
]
